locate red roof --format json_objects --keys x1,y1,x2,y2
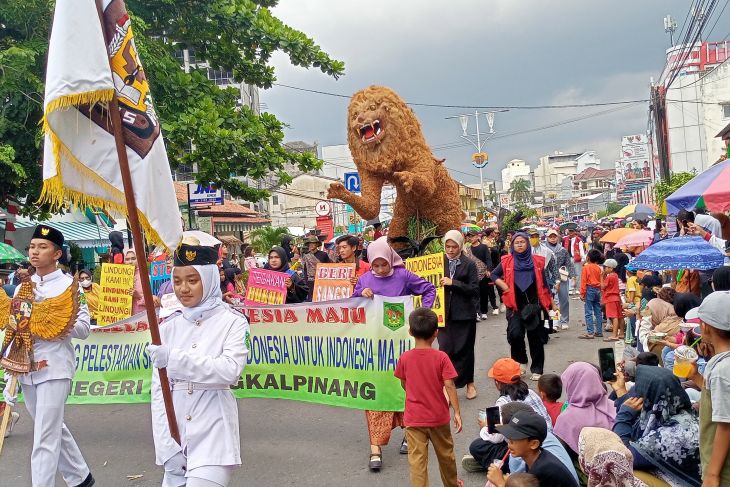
[
  {"x1": 573, "y1": 167, "x2": 615, "y2": 181},
  {"x1": 175, "y1": 182, "x2": 265, "y2": 215},
  {"x1": 174, "y1": 182, "x2": 270, "y2": 223},
  {"x1": 212, "y1": 216, "x2": 271, "y2": 224}
]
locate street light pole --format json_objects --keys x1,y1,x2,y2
[
  {"x1": 448, "y1": 109, "x2": 506, "y2": 216},
  {"x1": 473, "y1": 111, "x2": 485, "y2": 209}
]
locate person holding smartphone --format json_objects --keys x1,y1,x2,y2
[
  {"x1": 462, "y1": 358, "x2": 552, "y2": 473},
  {"x1": 688, "y1": 222, "x2": 730, "y2": 265}
]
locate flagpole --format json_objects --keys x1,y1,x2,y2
[{"x1": 94, "y1": 0, "x2": 180, "y2": 445}]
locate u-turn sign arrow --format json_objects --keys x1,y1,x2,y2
[{"x1": 344, "y1": 172, "x2": 361, "y2": 192}]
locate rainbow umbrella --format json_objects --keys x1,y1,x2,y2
[{"x1": 665, "y1": 158, "x2": 730, "y2": 214}]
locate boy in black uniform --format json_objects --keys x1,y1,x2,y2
[{"x1": 487, "y1": 410, "x2": 577, "y2": 487}]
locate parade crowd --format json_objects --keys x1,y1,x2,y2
[{"x1": 2, "y1": 209, "x2": 730, "y2": 487}]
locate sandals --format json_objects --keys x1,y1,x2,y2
[
  {"x1": 399, "y1": 437, "x2": 409, "y2": 455},
  {"x1": 369, "y1": 449, "x2": 382, "y2": 471},
  {"x1": 466, "y1": 386, "x2": 478, "y2": 400},
  {"x1": 603, "y1": 336, "x2": 620, "y2": 342},
  {"x1": 579, "y1": 333, "x2": 595, "y2": 339}
]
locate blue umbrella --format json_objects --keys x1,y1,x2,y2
[{"x1": 627, "y1": 236, "x2": 724, "y2": 271}]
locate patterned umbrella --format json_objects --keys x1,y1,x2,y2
[
  {"x1": 665, "y1": 158, "x2": 730, "y2": 214},
  {"x1": 627, "y1": 236, "x2": 724, "y2": 271},
  {"x1": 0, "y1": 242, "x2": 26, "y2": 264}
]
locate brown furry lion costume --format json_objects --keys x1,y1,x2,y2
[{"x1": 327, "y1": 85, "x2": 462, "y2": 238}]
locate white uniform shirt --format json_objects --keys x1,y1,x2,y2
[
  {"x1": 695, "y1": 213, "x2": 723, "y2": 238},
  {"x1": 151, "y1": 305, "x2": 249, "y2": 470},
  {"x1": 17, "y1": 269, "x2": 91, "y2": 386}
]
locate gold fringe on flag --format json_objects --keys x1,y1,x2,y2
[{"x1": 39, "y1": 89, "x2": 168, "y2": 249}]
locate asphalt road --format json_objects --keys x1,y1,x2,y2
[{"x1": 1, "y1": 297, "x2": 609, "y2": 486}]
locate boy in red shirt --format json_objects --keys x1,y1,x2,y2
[
  {"x1": 579, "y1": 249, "x2": 604, "y2": 339},
  {"x1": 536, "y1": 374, "x2": 564, "y2": 427},
  {"x1": 601, "y1": 258, "x2": 624, "y2": 341},
  {"x1": 395, "y1": 307, "x2": 463, "y2": 487}
]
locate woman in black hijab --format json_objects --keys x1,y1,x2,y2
[{"x1": 266, "y1": 246, "x2": 308, "y2": 303}]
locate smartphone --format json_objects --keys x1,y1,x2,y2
[
  {"x1": 485, "y1": 406, "x2": 501, "y2": 434},
  {"x1": 598, "y1": 347, "x2": 616, "y2": 382}
]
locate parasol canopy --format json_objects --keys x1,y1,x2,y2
[
  {"x1": 0, "y1": 243, "x2": 26, "y2": 264},
  {"x1": 612, "y1": 203, "x2": 656, "y2": 219},
  {"x1": 627, "y1": 236, "x2": 724, "y2": 271},
  {"x1": 665, "y1": 158, "x2": 730, "y2": 214},
  {"x1": 600, "y1": 227, "x2": 639, "y2": 244},
  {"x1": 181, "y1": 230, "x2": 222, "y2": 247},
  {"x1": 614, "y1": 230, "x2": 654, "y2": 248},
  {"x1": 461, "y1": 223, "x2": 481, "y2": 233},
  {"x1": 559, "y1": 222, "x2": 578, "y2": 232}
]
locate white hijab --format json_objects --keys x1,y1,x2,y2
[{"x1": 173, "y1": 264, "x2": 228, "y2": 322}]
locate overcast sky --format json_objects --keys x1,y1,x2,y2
[{"x1": 262, "y1": 0, "x2": 712, "y2": 187}]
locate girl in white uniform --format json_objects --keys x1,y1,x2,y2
[{"x1": 147, "y1": 240, "x2": 249, "y2": 487}]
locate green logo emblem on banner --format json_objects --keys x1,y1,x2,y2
[{"x1": 383, "y1": 302, "x2": 405, "y2": 331}]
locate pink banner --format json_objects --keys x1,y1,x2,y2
[{"x1": 244, "y1": 268, "x2": 289, "y2": 305}]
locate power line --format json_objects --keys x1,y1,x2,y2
[
  {"x1": 662, "y1": 0, "x2": 703, "y2": 85},
  {"x1": 706, "y1": 0, "x2": 730, "y2": 39},
  {"x1": 667, "y1": 0, "x2": 719, "y2": 89},
  {"x1": 430, "y1": 103, "x2": 642, "y2": 153},
  {"x1": 272, "y1": 83, "x2": 649, "y2": 110}
]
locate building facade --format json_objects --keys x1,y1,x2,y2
[
  {"x1": 500, "y1": 159, "x2": 533, "y2": 192},
  {"x1": 534, "y1": 151, "x2": 600, "y2": 193},
  {"x1": 174, "y1": 183, "x2": 270, "y2": 241},
  {"x1": 661, "y1": 40, "x2": 730, "y2": 174},
  {"x1": 320, "y1": 144, "x2": 356, "y2": 180},
  {"x1": 267, "y1": 173, "x2": 341, "y2": 229},
  {"x1": 572, "y1": 167, "x2": 616, "y2": 197},
  {"x1": 458, "y1": 183, "x2": 483, "y2": 221}
]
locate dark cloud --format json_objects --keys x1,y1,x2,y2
[{"x1": 264, "y1": 0, "x2": 694, "y2": 186}]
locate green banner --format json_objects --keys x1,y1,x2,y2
[{"x1": 9, "y1": 296, "x2": 415, "y2": 411}]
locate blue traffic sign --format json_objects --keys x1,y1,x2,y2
[{"x1": 344, "y1": 172, "x2": 361, "y2": 192}]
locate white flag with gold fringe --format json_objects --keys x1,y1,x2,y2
[{"x1": 41, "y1": 0, "x2": 181, "y2": 252}]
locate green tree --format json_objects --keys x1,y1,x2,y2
[
  {"x1": 596, "y1": 201, "x2": 623, "y2": 219},
  {"x1": 0, "y1": 0, "x2": 344, "y2": 214},
  {"x1": 509, "y1": 178, "x2": 532, "y2": 204},
  {"x1": 515, "y1": 204, "x2": 537, "y2": 220},
  {"x1": 249, "y1": 225, "x2": 290, "y2": 254},
  {"x1": 654, "y1": 171, "x2": 696, "y2": 213}
]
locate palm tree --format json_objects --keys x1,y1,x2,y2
[
  {"x1": 509, "y1": 178, "x2": 532, "y2": 204},
  {"x1": 249, "y1": 226, "x2": 290, "y2": 254}
]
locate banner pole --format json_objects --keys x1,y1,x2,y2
[
  {"x1": 0, "y1": 376, "x2": 18, "y2": 455},
  {"x1": 93, "y1": 0, "x2": 180, "y2": 444}
]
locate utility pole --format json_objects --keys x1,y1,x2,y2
[
  {"x1": 664, "y1": 15, "x2": 677, "y2": 46},
  {"x1": 650, "y1": 79, "x2": 671, "y2": 182}
]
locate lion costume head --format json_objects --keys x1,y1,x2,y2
[
  {"x1": 347, "y1": 86, "x2": 433, "y2": 173},
  {"x1": 328, "y1": 85, "x2": 463, "y2": 239}
]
